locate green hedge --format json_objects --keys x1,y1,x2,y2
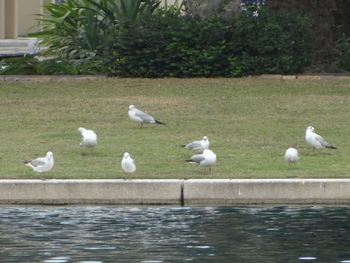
[
  {"x1": 336, "y1": 34, "x2": 350, "y2": 72},
  {"x1": 0, "y1": 57, "x2": 79, "y2": 75},
  {"x1": 105, "y1": 7, "x2": 313, "y2": 77}
]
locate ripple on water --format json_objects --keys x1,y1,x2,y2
[
  {"x1": 186, "y1": 246, "x2": 211, "y2": 249},
  {"x1": 84, "y1": 247, "x2": 116, "y2": 251},
  {"x1": 1, "y1": 206, "x2": 350, "y2": 263},
  {"x1": 44, "y1": 257, "x2": 70, "y2": 263},
  {"x1": 299, "y1": 257, "x2": 317, "y2": 260}
]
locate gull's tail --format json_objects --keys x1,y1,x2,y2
[
  {"x1": 155, "y1": 120, "x2": 166, "y2": 125},
  {"x1": 326, "y1": 144, "x2": 337, "y2": 149}
]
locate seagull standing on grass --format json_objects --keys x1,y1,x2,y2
[
  {"x1": 186, "y1": 149, "x2": 217, "y2": 172},
  {"x1": 182, "y1": 136, "x2": 209, "y2": 153},
  {"x1": 305, "y1": 126, "x2": 337, "y2": 150},
  {"x1": 284, "y1": 148, "x2": 299, "y2": 165},
  {"x1": 78, "y1": 127, "x2": 97, "y2": 148},
  {"x1": 121, "y1": 152, "x2": 136, "y2": 174},
  {"x1": 128, "y1": 105, "x2": 165, "y2": 128},
  {"x1": 23, "y1": 152, "x2": 54, "y2": 178}
]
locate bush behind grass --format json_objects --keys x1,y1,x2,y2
[
  {"x1": 337, "y1": 34, "x2": 350, "y2": 72},
  {"x1": 106, "y1": 7, "x2": 313, "y2": 77},
  {"x1": 24, "y1": 1, "x2": 313, "y2": 77},
  {"x1": 0, "y1": 78, "x2": 350, "y2": 179}
]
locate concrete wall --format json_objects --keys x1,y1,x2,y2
[
  {"x1": 160, "y1": 0, "x2": 183, "y2": 7},
  {"x1": 1, "y1": 179, "x2": 350, "y2": 205},
  {"x1": 0, "y1": 0, "x2": 4, "y2": 38},
  {"x1": 0, "y1": 179, "x2": 183, "y2": 205},
  {"x1": 3, "y1": 0, "x2": 17, "y2": 38},
  {"x1": 17, "y1": 0, "x2": 42, "y2": 36},
  {"x1": 183, "y1": 179, "x2": 350, "y2": 205}
]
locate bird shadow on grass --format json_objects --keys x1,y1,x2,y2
[
  {"x1": 301, "y1": 151, "x2": 334, "y2": 157},
  {"x1": 130, "y1": 126, "x2": 160, "y2": 130},
  {"x1": 79, "y1": 150, "x2": 107, "y2": 157}
]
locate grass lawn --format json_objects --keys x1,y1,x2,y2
[{"x1": 1, "y1": 77, "x2": 350, "y2": 179}]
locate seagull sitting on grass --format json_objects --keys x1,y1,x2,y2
[
  {"x1": 23, "y1": 151, "x2": 54, "y2": 178},
  {"x1": 305, "y1": 126, "x2": 337, "y2": 151},
  {"x1": 121, "y1": 152, "x2": 136, "y2": 176},
  {"x1": 186, "y1": 149, "x2": 217, "y2": 172},
  {"x1": 284, "y1": 148, "x2": 299, "y2": 165},
  {"x1": 128, "y1": 105, "x2": 165, "y2": 128},
  {"x1": 78, "y1": 127, "x2": 97, "y2": 148},
  {"x1": 182, "y1": 136, "x2": 209, "y2": 153}
]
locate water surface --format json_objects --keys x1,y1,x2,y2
[{"x1": 0, "y1": 205, "x2": 350, "y2": 262}]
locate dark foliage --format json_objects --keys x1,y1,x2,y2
[
  {"x1": 0, "y1": 57, "x2": 80, "y2": 75},
  {"x1": 106, "y1": 6, "x2": 313, "y2": 77},
  {"x1": 336, "y1": 34, "x2": 350, "y2": 72}
]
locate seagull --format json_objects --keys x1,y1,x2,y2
[
  {"x1": 181, "y1": 136, "x2": 209, "y2": 153},
  {"x1": 305, "y1": 126, "x2": 337, "y2": 150},
  {"x1": 128, "y1": 105, "x2": 165, "y2": 128},
  {"x1": 23, "y1": 152, "x2": 54, "y2": 177},
  {"x1": 186, "y1": 149, "x2": 217, "y2": 172},
  {"x1": 78, "y1": 127, "x2": 97, "y2": 148},
  {"x1": 284, "y1": 148, "x2": 299, "y2": 165},
  {"x1": 121, "y1": 152, "x2": 136, "y2": 174}
]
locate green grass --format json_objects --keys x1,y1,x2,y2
[{"x1": 1, "y1": 77, "x2": 350, "y2": 179}]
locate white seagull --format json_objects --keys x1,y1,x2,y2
[
  {"x1": 182, "y1": 136, "x2": 209, "y2": 153},
  {"x1": 305, "y1": 126, "x2": 337, "y2": 150},
  {"x1": 23, "y1": 152, "x2": 54, "y2": 175},
  {"x1": 121, "y1": 152, "x2": 136, "y2": 174},
  {"x1": 78, "y1": 127, "x2": 97, "y2": 148},
  {"x1": 284, "y1": 148, "x2": 299, "y2": 165},
  {"x1": 186, "y1": 149, "x2": 217, "y2": 172},
  {"x1": 128, "y1": 105, "x2": 165, "y2": 128}
]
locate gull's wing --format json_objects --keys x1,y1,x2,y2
[
  {"x1": 314, "y1": 134, "x2": 329, "y2": 147},
  {"x1": 189, "y1": 154, "x2": 205, "y2": 164},
  {"x1": 29, "y1": 157, "x2": 47, "y2": 167},
  {"x1": 186, "y1": 140, "x2": 201, "y2": 150},
  {"x1": 135, "y1": 109, "x2": 155, "y2": 123}
]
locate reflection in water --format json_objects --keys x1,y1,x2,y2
[{"x1": 0, "y1": 206, "x2": 350, "y2": 262}]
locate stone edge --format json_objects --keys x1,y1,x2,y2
[
  {"x1": 2, "y1": 74, "x2": 350, "y2": 82},
  {"x1": 1, "y1": 179, "x2": 350, "y2": 205}
]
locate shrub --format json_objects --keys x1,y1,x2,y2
[
  {"x1": 336, "y1": 34, "x2": 350, "y2": 72},
  {"x1": 0, "y1": 57, "x2": 81, "y2": 75},
  {"x1": 31, "y1": 0, "x2": 160, "y2": 73},
  {"x1": 105, "y1": 6, "x2": 313, "y2": 77},
  {"x1": 33, "y1": 1, "x2": 312, "y2": 77}
]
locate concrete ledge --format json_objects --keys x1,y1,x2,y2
[
  {"x1": 2, "y1": 179, "x2": 350, "y2": 205},
  {"x1": 0, "y1": 75, "x2": 107, "y2": 82},
  {"x1": 184, "y1": 179, "x2": 350, "y2": 205},
  {"x1": 256, "y1": 74, "x2": 350, "y2": 81},
  {"x1": 0, "y1": 179, "x2": 183, "y2": 205},
  {"x1": 1, "y1": 74, "x2": 350, "y2": 83}
]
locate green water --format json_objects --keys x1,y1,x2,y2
[{"x1": 0, "y1": 206, "x2": 349, "y2": 262}]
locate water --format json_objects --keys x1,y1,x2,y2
[{"x1": 0, "y1": 205, "x2": 350, "y2": 262}]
